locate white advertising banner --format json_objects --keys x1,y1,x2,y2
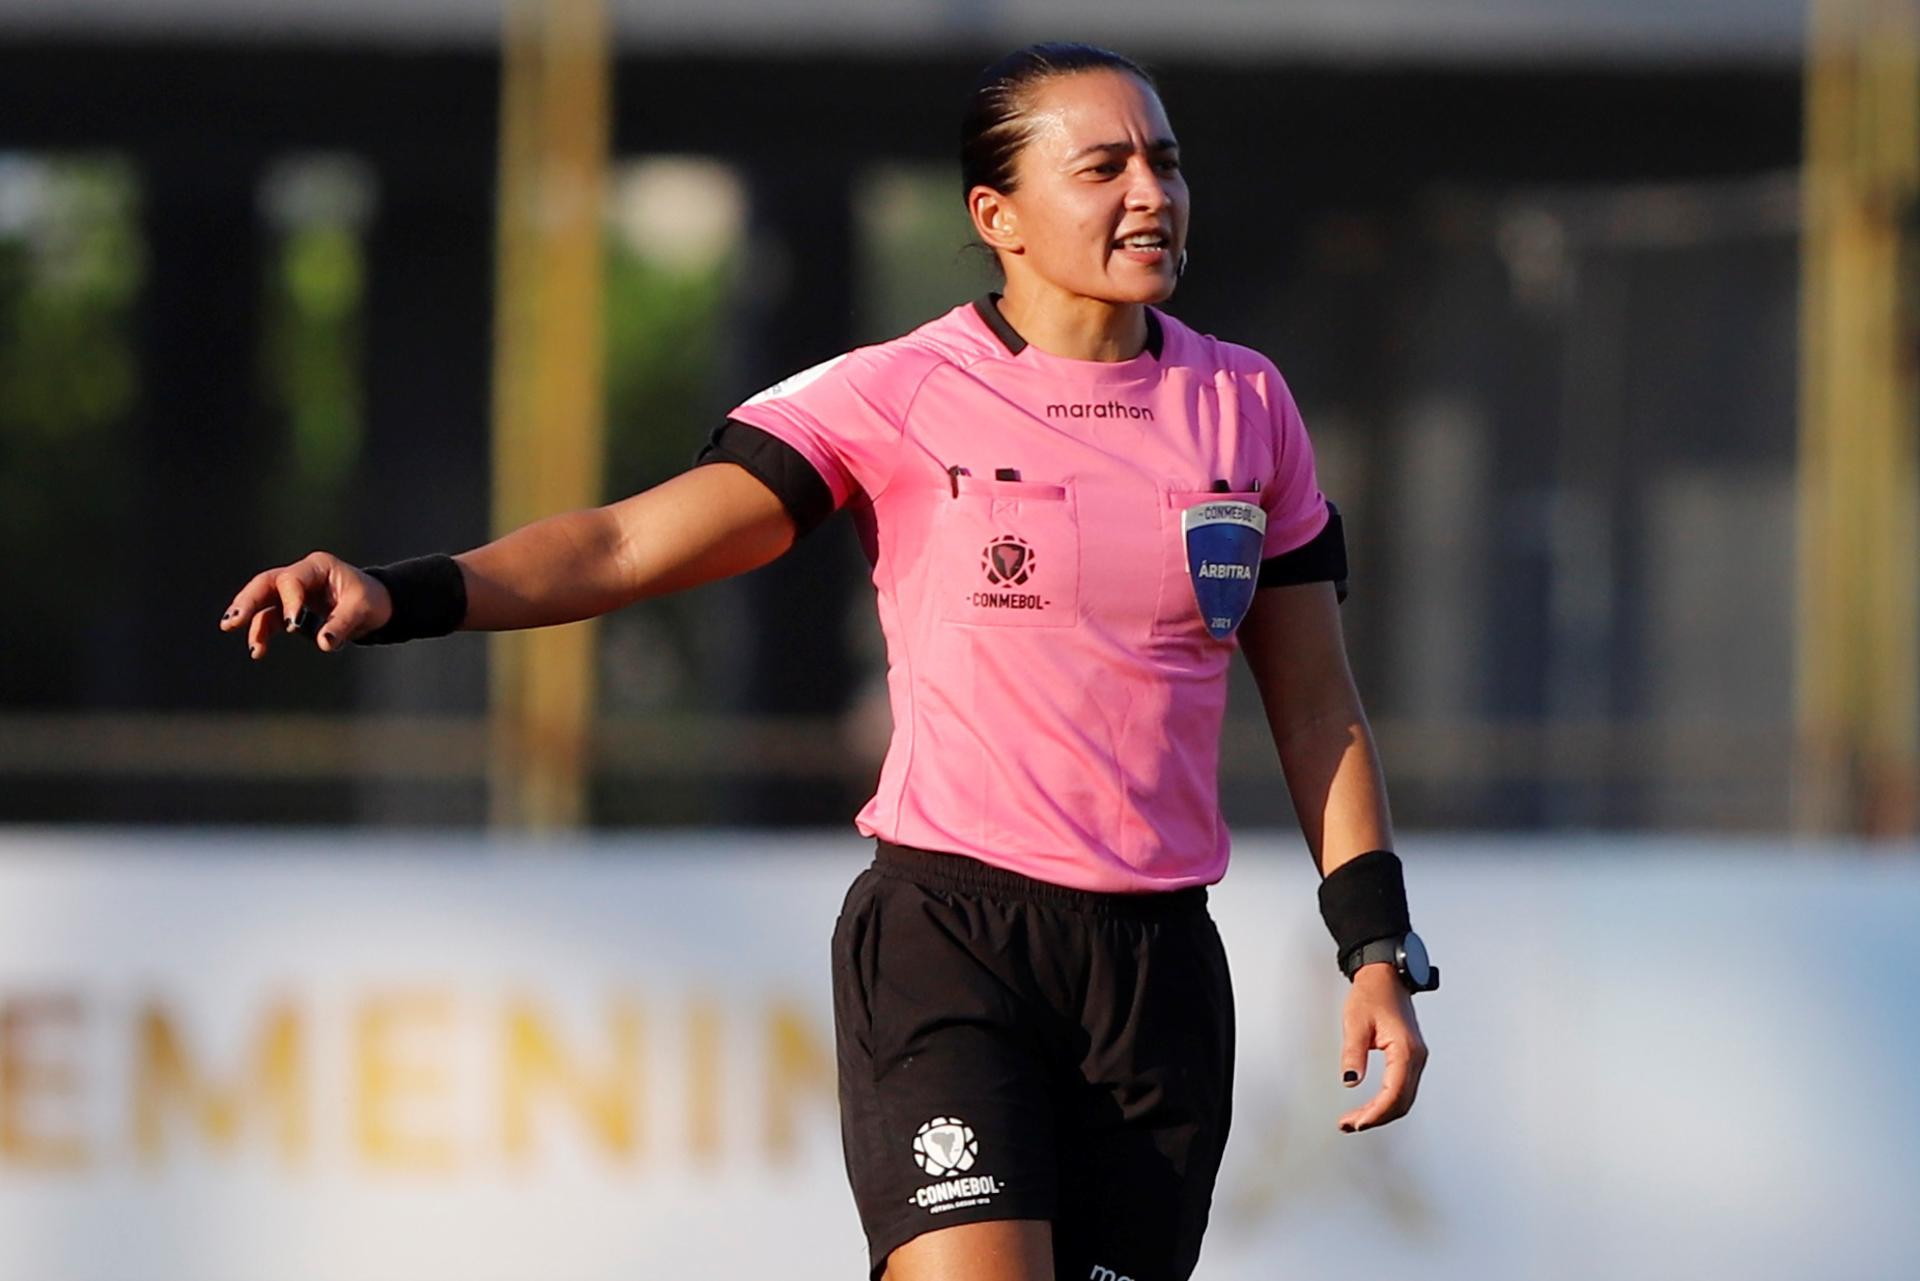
[{"x1": 0, "y1": 829, "x2": 1913, "y2": 1281}]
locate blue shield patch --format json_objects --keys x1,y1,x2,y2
[{"x1": 1181, "y1": 500, "x2": 1267, "y2": 639}]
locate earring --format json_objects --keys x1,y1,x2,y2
[{"x1": 1177, "y1": 248, "x2": 1189, "y2": 278}]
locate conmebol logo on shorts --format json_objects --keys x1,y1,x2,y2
[
  {"x1": 912, "y1": 1116, "x2": 976, "y2": 1174},
  {"x1": 908, "y1": 1116, "x2": 1003, "y2": 1213}
]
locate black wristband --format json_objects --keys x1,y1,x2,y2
[
  {"x1": 352, "y1": 553, "x2": 468, "y2": 645},
  {"x1": 1317, "y1": 849, "x2": 1412, "y2": 975}
]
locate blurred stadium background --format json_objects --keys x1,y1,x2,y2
[{"x1": 0, "y1": 1, "x2": 1916, "y2": 1278}]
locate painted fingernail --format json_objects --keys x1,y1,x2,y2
[
  {"x1": 249, "y1": 645, "x2": 260, "y2": 658},
  {"x1": 1343, "y1": 1071, "x2": 1358, "y2": 1084},
  {"x1": 1340, "y1": 1123, "x2": 1355, "y2": 1133}
]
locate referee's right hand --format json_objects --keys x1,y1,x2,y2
[{"x1": 218, "y1": 552, "x2": 393, "y2": 659}]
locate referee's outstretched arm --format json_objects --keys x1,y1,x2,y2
[
  {"x1": 1237, "y1": 578, "x2": 1431, "y2": 1135},
  {"x1": 218, "y1": 462, "x2": 795, "y2": 659}
]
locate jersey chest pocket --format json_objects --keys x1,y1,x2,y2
[
  {"x1": 935, "y1": 475, "x2": 1080, "y2": 628},
  {"x1": 1152, "y1": 488, "x2": 1263, "y2": 639}
]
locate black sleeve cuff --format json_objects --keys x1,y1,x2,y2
[
  {"x1": 692, "y1": 419, "x2": 837, "y2": 539},
  {"x1": 1257, "y1": 501, "x2": 1349, "y2": 603}
]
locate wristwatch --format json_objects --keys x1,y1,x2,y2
[{"x1": 1340, "y1": 930, "x2": 1439, "y2": 992}]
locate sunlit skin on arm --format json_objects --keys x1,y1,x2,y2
[
  {"x1": 1236, "y1": 581, "x2": 1394, "y2": 874},
  {"x1": 458, "y1": 462, "x2": 796, "y2": 631},
  {"x1": 218, "y1": 463, "x2": 795, "y2": 658},
  {"x1": 1236, "y1": 580, "x2": 1429, "y2": 1134}
]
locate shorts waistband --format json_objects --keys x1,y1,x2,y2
[{"x1": 873, "y1": 840, "x2": 1208, "y2": 918}]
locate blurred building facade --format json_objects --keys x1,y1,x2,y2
[{"x1": 0, "y1": 1, "x2": 1818, "y2": 831}]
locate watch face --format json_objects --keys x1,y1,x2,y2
[{"x1": 1399, "y1": 931, "x2": 1431, "y2": 987}]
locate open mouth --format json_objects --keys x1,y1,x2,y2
[{"x1": 1113, "y1": 231, "x2": 1170, "y2": 252}]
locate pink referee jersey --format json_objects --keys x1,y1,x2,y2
[{"x1": 722, "y1": 295, "x2": 1334, "y2": 892}]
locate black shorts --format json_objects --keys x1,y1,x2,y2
[{"x1": 831, "y1": 840, "x2": 1236, "y2": 1281}]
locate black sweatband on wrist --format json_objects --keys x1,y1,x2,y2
[
  {"x1": 1317, "y1": 849, "x2": 1412, "y2": 975},
  {"x1": 353, "y1": 553, "x2": 468, "y2": 645}
]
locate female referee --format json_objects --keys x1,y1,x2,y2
[{"x1": 220, "y1": 42, "x2": 1435, "y2": 1281}]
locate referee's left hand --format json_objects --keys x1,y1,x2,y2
[{"x1": 1336, "y1": 963, "x2": 1428, "y2": 1133}]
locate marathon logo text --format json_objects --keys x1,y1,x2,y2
[
  {"x1": 1045, "y1": 401, "x2": 1153, "y2": 420},
  {"x1": 912, "y1": 1173, "x2": 1004, "y2": 1211},
  {"x1": 1195, "y1": 561, "x2": 1254, "y2": 580}
]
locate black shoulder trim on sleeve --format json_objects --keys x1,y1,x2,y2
[
  {"x1": 692, "y1": 419, "x2": 837, "y2": 539},
  {"x1": 1257, "y1": 502, "x2": 1349, "y2": 603}
]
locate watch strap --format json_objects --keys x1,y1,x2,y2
[{"x1": 1341, "y1": 935, "x2": 1403, "y2": 980}]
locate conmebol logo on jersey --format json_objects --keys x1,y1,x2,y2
[
  {"x1": 982, "y1": 535, "x2": 1035, "y2": 586},
  {"x1": 969, "y1": 534, "x2": 1050, "y2": 612}
]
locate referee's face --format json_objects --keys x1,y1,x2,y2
[{"x1": 1000, "y1": 69, "x2": 1189, "y2": 306}]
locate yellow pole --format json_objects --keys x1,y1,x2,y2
[
  {"x1": 1796, "y1": 0, "x2": 1920, "y2": 834},
  {"x1": 489, "y1": 0, "x2": 611, "y2": 830}
]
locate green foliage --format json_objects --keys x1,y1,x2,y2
[
  {"x1": 0, "y1": 159, "x2": 143, "y2": 439},
  {"x1": 261, "y1": 218, "x2": 365, "y2": 557},
  {"x1": 601, "y1": 235, "x2": 733, "y2": 495},
  {"x1": 0, "y1": 157, "x2": 143, "y2": 702},
  {"x1": 856, "y1": 165, "x2": 986, "y2": 343},
  {"x1": 593, "y1": 230, "x2": 738, "y2": 718}
]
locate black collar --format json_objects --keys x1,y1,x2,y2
[{"x1": 972, "y1": 292, "x2": 1163, "y2": 360}]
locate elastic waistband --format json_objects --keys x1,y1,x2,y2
[{"x1": 874, "y1": 840, "x2": 1208, "y2": 919}]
